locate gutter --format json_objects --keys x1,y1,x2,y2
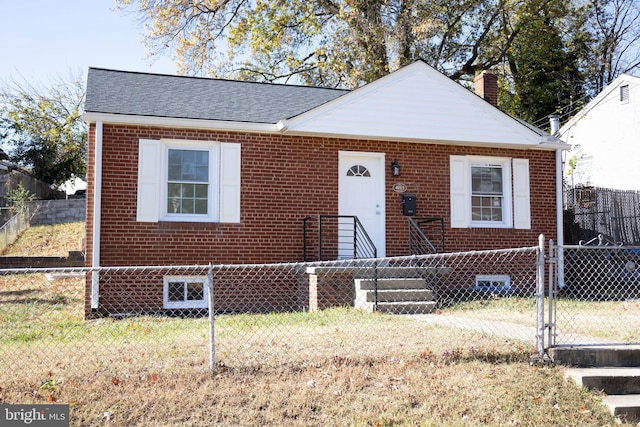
[
  {"x1": 83, "y1": 112, "x2": 280, "y2": 134},
  {"x1": 556, "y1": 146, "x2": 565, "y2": 288},
  {"x1": 548, "y1": 113, "x2": 566, "y2": 289}
]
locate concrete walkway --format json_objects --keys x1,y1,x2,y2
[
  {"x1": 410, "y1": 313, "x2": 615, "y2": 346},
  {"x1": 410, "y1": 314, "x2": 538, "y2": 344}
]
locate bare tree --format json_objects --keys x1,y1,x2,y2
[{"x1": 587, "y1": 0, "x2": 640, "y2": 94}]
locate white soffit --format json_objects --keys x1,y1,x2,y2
[{"x1": 281, "y1": 62, "x2": 543, "y2": 147}]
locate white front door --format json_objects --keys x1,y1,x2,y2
[{"x1": 338, "y1": 151, "x2": 385, "y2": 258}]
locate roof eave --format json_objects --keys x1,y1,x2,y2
[
  {"x1": 280, "y1": 128, "x2": 567, "y2": 150},
  {"x1": 538, "y1": 139, "x2": 571, "y2": 150},
  {"x1": 84, "y1": 112, "x2": 569, "y2": 150},
  {"x1": 83, "y1": 112, "x2": 280, "y2": 133}
]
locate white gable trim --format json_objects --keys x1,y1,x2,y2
[
  {"x1": 559, "y1": 74, "x2": 640, "y2": 138},
  {"x1": 280, "y1": 61, "x2": 554, "y2": 149}
]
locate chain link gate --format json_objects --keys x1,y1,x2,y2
[{"x1": 541, "y1": 237, "x2": 640, "y2": 355}]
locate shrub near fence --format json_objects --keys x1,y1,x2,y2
[{"x1": 0, "y1": 246, "x2": 544, "y2": 390}]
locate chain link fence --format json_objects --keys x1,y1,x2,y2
[
  {"x1": 551, "y1": 243, "x2": 640, "y2": 346},
  {"x1": 1, "y1": 246, "x2": 543, "y2": 388},
  {"x1": 0, "y1": 208, "x2": 30, "y2": 253}
]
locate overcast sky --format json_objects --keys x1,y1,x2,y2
[{"x1": 0, "y1": 0, "x2": 176, "y2": 84}]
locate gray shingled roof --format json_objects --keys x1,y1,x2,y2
[{"x1": 85, "y1": 68, "x2": 349, "y2": 124}]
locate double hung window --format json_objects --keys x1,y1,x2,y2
[
  {"x1": 165, "y1": 147, "x2": 213, "y2": 219},
  {"x1": 137, "y1": 139, "x2": 241, "y2": 223},
  {"x1": 471, "y1": 163, "x2": 504, "y2": 222},
  {"x1": 450, "y1": 155, "x2": 530, "y2": 229}
]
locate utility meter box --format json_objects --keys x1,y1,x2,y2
[{"x1": 402, "y1": 194, "x2": 416, "y2": 216}]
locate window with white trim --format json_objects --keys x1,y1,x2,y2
[
  {"x1": 163, "y1": 143, "x2": 217, "y2": 221},
  {"x1": 471, "y1": 163, "x2": 504, "y2": 222},
  {"x1": 137, "y1": 139, "x2": 241, "y2": 223},
  {"x1": 167, "y1": 149, "x2": 209, "y2": 215},
  {"x1": 474, "y1": 275, "x2": 511, "y2": 293},
  {"x1": 450, "y1": 156, "x2": 530, "y2": 229},
  {"x1": 164, "y1": 276, "x2": 208, "y2": 309}
]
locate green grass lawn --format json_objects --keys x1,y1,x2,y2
[
  {"x1": 0, "y1": 223, "x2": 633, "y2": 425},
  {"x1": 0, "y1": 275, "x2": 631, "y2": 425}
]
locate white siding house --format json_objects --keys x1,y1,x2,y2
[{"x1": 559, "y1": 74, "x2": 640, "y2": 190}]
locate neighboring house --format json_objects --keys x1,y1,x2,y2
[
  {"x1": 59, "y1": 176, "x2": 87, "y2": 197},
  {"x1": 83, "y1": 60, "x2": 566, "y2": 316},
  {"x1": 559, "y1": 74, "x2": 640, "y2": 190}
]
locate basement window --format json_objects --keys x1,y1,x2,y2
[
  {"x1": 164, "y1": 276, "x2": 208, "y2": 309},
  {"x1": 474, "y1": 275, "x2": 512, "y2": 294}
]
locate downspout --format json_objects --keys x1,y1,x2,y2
[
  {"x1": 91, "y1": 121, "x2": 103, "y2": 309},
  {"x1": 549, "y1": 114, "x2": 565, "y2": 288},
  {"x1": 556, "y1": 146, "x2": 565, "y2": 288}
]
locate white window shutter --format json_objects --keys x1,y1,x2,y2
[
  {"x1": 136, "y1": 139, "x2": 161, "y2": 222},
  {"x1": 219, "y1": 143, "x2": 241, "y2": 223},
  {"x1": 450, "y1": 156, "x2": 469, "y2": 228},
  {"x1": 512, "y1": 158, "x2": 531, "y2": 229}
]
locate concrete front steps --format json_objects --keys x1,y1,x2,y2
[
  {"x1": 551, "y1": 346, "x2": 640, "y2": 422},
  {"x1": 354, "y1": 277, "x2": 436, "y2": 314}
]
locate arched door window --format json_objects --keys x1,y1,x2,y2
[{"x1": 346, "y1": 165, "x2": 371, "y2": 177}]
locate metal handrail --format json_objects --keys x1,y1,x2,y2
[
  {"x1": 353, "y1": 216, "x2": 377, "y2": 259},
  {"x1": 303, "y1": 215, "x2": 377, "y2": 261},
  {"x1": 408, "y1": 217, "x2": 445, "y2": 255},
  {"x1": 303, "y1": 214, "x2": 379, "y2": 310}
]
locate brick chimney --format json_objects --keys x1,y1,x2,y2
[{"x1": 474, "y1": 71, "x2": 498, "y2": 107}]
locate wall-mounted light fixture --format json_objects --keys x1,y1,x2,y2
[{"x1": 391, "y1": 159, "x2": 400, "y2": 177}]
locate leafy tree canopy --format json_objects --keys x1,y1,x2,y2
[
  {"x1": 0, "y1": 73, "x2": 87, "y2": 186},
  {"x1": 499, "y1": 2, "x2": 584, "y2": 125},
  {"x1": 118, "y1": 0, "x2": 640, "y2": 127},
  {"x1": 117, "y1": 0, "x2": 559, "y2": 88}
]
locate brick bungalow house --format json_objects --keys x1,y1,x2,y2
[{"x1": 83, "y1": 60, "x2": 566, "y2": 315}]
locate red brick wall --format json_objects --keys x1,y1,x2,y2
[
  {"x1": 90, "y1": 266, "x2": 303, "y2": 317},
  {"x1": 474, "y1": 71, "x2": 499, "y2": 107},
  {"x1": 85, "y1": 123, "x2": 558, "y2": 267}
]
